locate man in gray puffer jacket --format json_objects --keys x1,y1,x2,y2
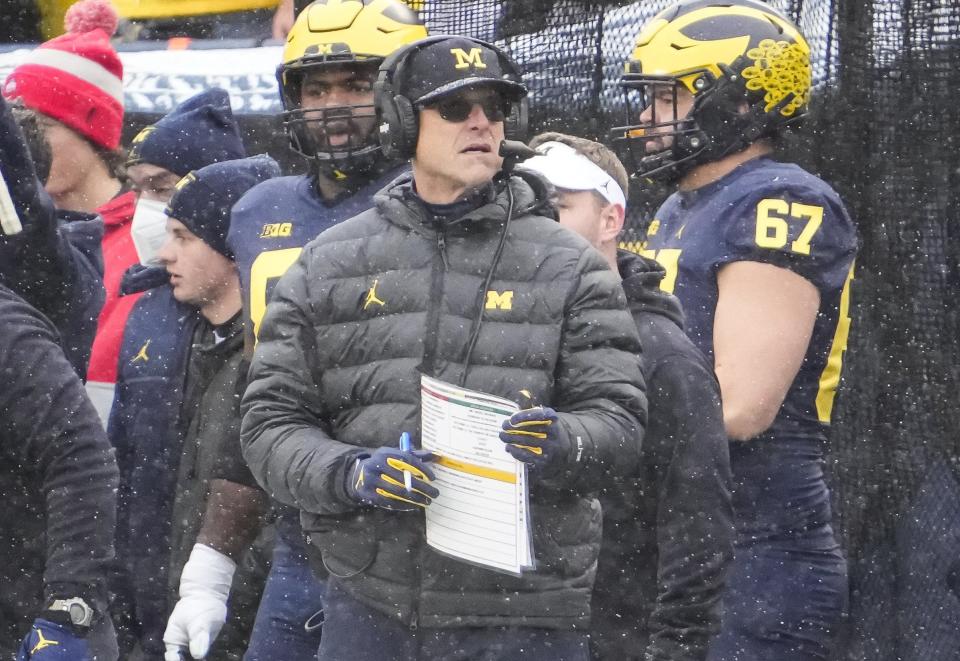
[{"x1": 241, "y1": 35, "x2": 647, "y2": 661}]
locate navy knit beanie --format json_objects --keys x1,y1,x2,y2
[
  {"x1": 127, "y1": 88, "x2": 246, "y2": 176},
  {"x1": 166, "y1": 155, "x2": 280, "y2": 259}
]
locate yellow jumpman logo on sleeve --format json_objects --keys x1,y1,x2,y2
[
  {"x1": 132, "y1": 339, "x2": 152, "y2": 363},
  {"x1": 363, "y1": 280, "x2": 386, "y2": 309},
  {"x1": 31, "y1": 628, "x2": 60, "y2": 653}
]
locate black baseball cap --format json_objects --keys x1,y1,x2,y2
[{"x1": 400, "y1": 36, "x2": 527, "y2": 105}]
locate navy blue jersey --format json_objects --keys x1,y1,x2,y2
[
  {"x1": 641, "y1": 157, "x2": 857, "y2": 534},
  {"x1": 226, "y1": 166, "x2": 406, "y2": 539},
  {"x1": 228, "y1": 167, "x2": 406, "y2": 338},
  {"x1": 642, "y1": 156, "x2": 857, "y2": 439}
]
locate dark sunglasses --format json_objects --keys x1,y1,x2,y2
[{"x1": 427, "y1": 95, "x2": 511, "y2": 123}]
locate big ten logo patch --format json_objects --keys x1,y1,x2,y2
[{"x1": 260, "y1": 222, "x2": 293, "y2": 238}]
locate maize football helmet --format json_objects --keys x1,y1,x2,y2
[
  {"x1": 278, "y1": 0, "x2": 428, "y2": 173},
  {"x1": 610, "y1": 0, "x2": 812, "y2": 180}
]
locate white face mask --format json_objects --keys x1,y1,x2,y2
[{"x1": 131, "y1": 197, "x2": 169, "y2": 266}]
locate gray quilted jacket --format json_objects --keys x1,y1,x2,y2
[{"x1": 241, "y1": 171, "x2": 646, "y2": 630}]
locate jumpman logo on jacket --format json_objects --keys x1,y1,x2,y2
[
  {"x1": 363, "y1": 279, "x2": 386, "y2": 310},
  {"x1": 132, "y1": 339, "x2": 152, "y2": 363},
  {"x1": 31, "y1": 628, "x2": 60, "y2": 653}
]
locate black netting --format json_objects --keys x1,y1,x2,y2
[
  {"x1": 808, "y1": 0, "x2": 960, "y2": 657},
  {"x1": 408, "y1": 1, "x2": 960, "y2": 659}
]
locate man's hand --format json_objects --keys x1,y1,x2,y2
[
  {"x1": 17, "y1": 619, "x2": 91, "y2": 660},
  {"x1": 346, "y1": 446, "x2": 438, "y2": 511},
  {"x1": 163, "y1": 544, "x2": 235, "y2": 660},
  {"x1": 500, "y1": 407, "x2": 576, "y2": 477}
]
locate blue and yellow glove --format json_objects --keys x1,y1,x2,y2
[
  {"x1": 346, "y1": 446, "x2": 439, "y2": 511},
  {"x1": 17, "y1": 619, "x2": 91, "y2": 660},
  {"x1": 500, "y1": 406, "x2": 575, "y2": 477}
]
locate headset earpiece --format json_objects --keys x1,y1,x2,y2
[
  {"x1": 505, "y1": 97, "x2": 529, "y2": 142},
  {"x1": 375, "y1": 37, "x2": 449, "y2": 160},
  {"x1": 374, "y1": 80, "x2": 400, "y2": 160},
  {"x1": 392, "y1": 95, "x2": 418, "y2": 158},
  {"x1": 479, "y1": 37, "x2": 528, "y2": 142}
]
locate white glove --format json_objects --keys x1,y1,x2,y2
[{"x1": 163, "y1": 543, "x2": 236, "y2": 661}]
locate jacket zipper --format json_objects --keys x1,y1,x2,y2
[
  {"x1": 420, "y1": 226, "x2": 447, "y2": 376},
  {"x1": 408, "y1": 227, "x2": 447, "y2": 633},
  {"x1": 437, "y1": 230, "x2": 449, "y2": 270}
]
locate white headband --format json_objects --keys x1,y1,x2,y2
[{"x1": 520, "y1": 141, "x2": 626, "y2": 209}]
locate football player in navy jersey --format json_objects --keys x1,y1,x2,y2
[
  {"x1": 611, "y1": 1, "x2": 858, "y2": 659},
  {"x1": 229, "y1": 0, "x2": 428, "y2": 347},
  {"x1": 224, "y1": 1, "x2": 428, "y2": 658}
]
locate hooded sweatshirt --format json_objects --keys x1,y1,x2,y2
[{"x1": 592, "y1": 250, "x2": 735, "y2": 661}]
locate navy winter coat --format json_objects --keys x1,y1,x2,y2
[{"x1": 108, "y1": 266, "x2": 198, "y2": 654}]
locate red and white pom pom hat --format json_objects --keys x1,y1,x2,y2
[{"x1": 3, "y1": 0, "x2": 123, "y2": 150}]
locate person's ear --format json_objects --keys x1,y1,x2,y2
[{"x1": 599, "y1": 202, "x2": 625, "y2": 244}]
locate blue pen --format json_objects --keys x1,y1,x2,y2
[{"x1": 399, "y1": 432, "x2": 413, "y2": 491}]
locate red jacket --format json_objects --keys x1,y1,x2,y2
[{"x1": 86, "y1": 190, "x2": 141, "y2": 422}]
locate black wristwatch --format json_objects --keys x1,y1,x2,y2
[{"x1": 46, "y1": 597, "x2": 95, "y2": 628}]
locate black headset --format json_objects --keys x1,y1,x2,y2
[{"x1": 374, "y1": 35, "x2": 530, "y2": 160}]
